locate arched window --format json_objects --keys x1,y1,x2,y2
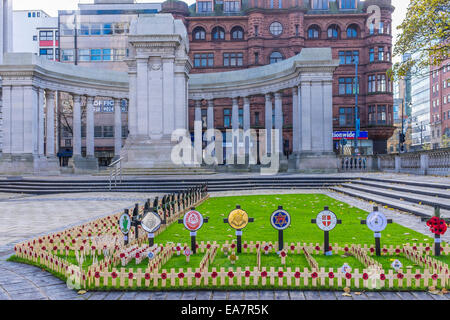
[
  {"x1": 307, "y1": 25, "x2": 320, "y2": 39},
  {"x1": 212, "y1": 26, "x2": 225, "y2": 41},
  {"x1": 346, "y1": 24, "x2": 358, "y2": 38},
  {"x1": 269, "y1": 51, "x2": 283, "y2": 64},
  {"x1": 193, "y1": 26, "x2": 206, "y2": 40},
  {"x1": 231, "y1": 26, "x2": 244, "y2": 40},
  {"x1": 327, "y1": 25, "x2": 339, "y2": 39}
]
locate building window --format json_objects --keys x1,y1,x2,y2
[
  {"x1": 379, "y1": 21, "x2": 385, "y2": 34},
  {"x1": 122, "y1": 126, "x2": 129, "y2": 138},
  {"x1": 308, "y1": 26, "x2": 320, "y2": 39},
  {"x1": 377, "y1": 74, "x2": 386, "y2": 92},
  {"x1": 254, "y1": 112, "x2": 260, "y2": 126},
  {"x1": 346, "y1": 25, "x2": 358, "y2": 38},
  {"x1": 198, "y1": 1, "x2": 213, "y2": 12},
  {"x1": 103, "y1": 126, "x2": 114, "y2": 138},
  {"x1": 369, "y1": 48, "x2": 375, "y2": 62},
  {"x1": 340, "y1": 0, "x2": 356, "y2": 9},
  {"x1": 269, "y1": 22, "x2": 283, "y2": 36},
  {"x1": 338, "y1": 51, "x2": 359, "y2": 65},
  {"x1": 224, "y1": 109, "x2": 231, "y2": 128},
  {"x1": 91, "y1": 24, "x2": 101, "y2": 35},
  {"x1": 103, "y1": 23, "x2": 113, "y2": 35},
  {"x1": 79, "y1": 49, "x2": 90, "y2": 61},
  {"x1": 224, "y1": 53, "x2": 243, "y2": 67},
  {"x1": 33, "y1": 35, "x2": 38, "y2": 41},
  {"x1": 339, "y1": 77, "x2": 359, "y2": 95},
  {"x1": 212, "y1": 26, "x2": 225, "y2": 41},
  {"x1": 368, "y1": 105, "x2": 376, "y2": 125},
  {"x1": 80, "y1": 24, "x2": 90, "y2": 36},
  {"x1": 193, "y1": 27, "x2": 206, "y2": 40},
  {"x1": 62, "y1": 49, "x2": 74, "y2": 62},
  {"x1": 377, "y1": 105, "x2": 387, "y2": 124},
  {"x1": 378, "y1": 47, "x2": 384, "y2": 61},
  {"x1": 269, "y1": 52, "x2": 283, "y2": 64},
  {"x1": 311, "y1": 0, "x2": 329, "y2": 10},
  {"x1": 114, "y1": 48, "x2": 126, "y2": 61},
  {"x1": 114, "y1": 23, "x2": 128, "y2": 34},
  {"x1": 239, "y1": 109, "x2": 244, "y2": 128},
  {"x1": 90, "y1": 49, "x2": 102, "y2": 61},
  {"x1": 94, "y1": 126, "x2": 103, "y2": 138},
  {"x1": 194, "y1": 53, "x2": 214, "y2": 68},
  {"x1": 39, "y1": 30, "x2": 53, "y2": 41},
  {"x1": 39, "y1": 48, "x2": 54, "y2": 60},
  {"x1": 201, "y1": 109, "x2": 207, "y2": 129},
  {"x1": 224, "y1": 1, "x2": 241, "y2": 12},
  {"x1": 62, "y1": 24, "x2": 74, "y2": 36},
  {"x1": 254, "y1": 25, "x2": 259, "y2": 37},
  {"x1": 327, "y1": 25, "x2": 339, "y2": 39},
  {"x1": 339, "y1": 107, "x2": 354, "y2": 126},
  {"x1": 369, "y1": 22, "x2": 375, "y2": 35},
  {"x1": 254, "y1": 52, "x2": 259, "y2": 64},
  {"x1": 231, "y1": 26, "x2": 244, "y2": 40}
]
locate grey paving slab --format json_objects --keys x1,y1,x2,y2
[
  {"x1": 258, "y1": 291, "x2": 274, "y2": 300},
  {"x1": 134, "y1": 292, "x2": 153, "y2": 300},
  {"x1": 212, "y1": 291, "x2": 228, "y2": 300},
  {"x1": 319, "y1": 291, "x2": 337, "y2": 300},
  {"x1": 274, "y1": 291, "x2": 290, "y2": 300},
  {"x1": 426, "y1": 293, "x2": 449, "y2": 300},
  {"x1": 152, "y1": 291, "x2": 168, "y2": 300},
  {"x1": 410, "y1": 291, "x2": 434, "y2": 300},
  {"x1": 380, "y1": 292, "x2": 402, "y2": 300},
  {"x1": 335, "y1": 292, "x2": 353, "y2": 300},
  {"x1": 181, "y1": 291, "x2": 197, "y2": 301},
  {"x1": 0, "y1": 291, "x2": 10, "y2": 300},
  {"x1": 303, "y1": 291, "x2": 321, "y2": 300},
  {"x1": 196, "y1": 291, "x2": 212, "y2": 300},
  {"x1": 228, "y1": 291, "x2": 244, "y2": 300},
  {"x1": 8, "y1": 291, "x2": 47, "y2": 300},
  {"x1": 396, "y1": 292, "x2": 418, "y2": 300},
  {"x1": 120, "y1": 292, "x2": 138, "y2": 300},
  {"x1": 244, "y1": 291, "x2": 259, "y2": 300},
  {"x1": 289, "y1": 291, "x2": 306, "y2": 300},
  {"x1": 47, "y1": 292, "x2": 80, "y2": 300},
  {"x1": 87, "y1": 292, "x2": 109, "y2": 300},
  {"x1": 364, "y1": 292, "x2": 385, "y2": 300},
  {"x1": 165, "y1": 291, "x2": 183, "y2": 300},
  {"x1": 104, "y1": 291, "x2": 124, "y2": 300},
  {"x1": 351, "y1": 292, "x2": 369, "y2": 300}
]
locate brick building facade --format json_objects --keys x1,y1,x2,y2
[
  {"x1": 430, "y1": 58, "x2": 450, "y2": 148},
  {"x1": 163, "y1": 0, "x2": 395, "y2": 155}
]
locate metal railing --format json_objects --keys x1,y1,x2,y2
[{"x1": 108, "y1": 157, "x2": 123, "y2": 190}]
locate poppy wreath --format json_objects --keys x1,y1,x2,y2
[{"x1": 426, "y1": 217, "x2": 448, "y2": 235}]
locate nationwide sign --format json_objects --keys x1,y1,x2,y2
[{"x1": 333, "y1": 131, "x2": 368, "y2": 140}]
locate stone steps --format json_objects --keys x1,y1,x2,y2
[
  {"x1": 353, "y1": 180, "x2": 450, "y2": 199},
  {"x1": 93, "y1": 167, "x2": 217, "y2": 176},
  {"x1": 330, "y1": 186, "x2": 450, "y2": 219}
]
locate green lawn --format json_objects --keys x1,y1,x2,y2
[
  {"x1": 312, "y1": 254, "x2": 366, "y2": 271},
  {"x1": 56, "y1": 252, "x2": 105, "y2": 272},
  {"x1": 209, "y1": 253, "x2": 258, "y2": 270},
  {"x1": 433, "y1": 254, "x2": 450, "y2": 265},
  {"x1": 371, "y1": 254, "x2": 423, "y2": 272},
  {"x1": 260, "y1": 252, "x2": 310, "y2": 270},
  {"x1": 160, "y1": 253, "x2": 205, "y2": 271},
  {"x1": 156, "y1": 194, "x2": 432, "y2": 246}
]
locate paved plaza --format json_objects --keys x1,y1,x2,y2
[{"x1": 0, "y1": 174, "x2": 449, "y2": 300}]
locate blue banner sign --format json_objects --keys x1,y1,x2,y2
[{"x1": 333, "y1": 131, "x2": 368, "y2": 140}]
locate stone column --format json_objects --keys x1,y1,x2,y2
[
  {"x1": 300, "y1": 82, "x2": 311, "y2": 152},
  {"x1": 72, "y1": 94, "x2": 82, "y2": 158},
  {"x1": 136, "y1": 57, "x2": 149, "y2": 136},
  {"x1": 265, "y1": 93, "x2": 273, "y2": 154},
  {"x1": 1, "y1": 85, "x2": 11, "y2": 154},
  {"x1": 45, "y1": 90, "x2": 56, "y2": 156},
  {"x1": 194, "y1": 100, "x2": 203, "y2": 165},
  {"x1": 85, "y1": 96, "x2": 95, "y2": 158},
  {"x1": 163, "y1": 57, "x2": 175, "y2": 135},
  {"x1": 274, "y1": 92, "x2": 283, "y2": 155},
  {"x1": 311, "y1": 81, "x2": 324, "y2": 152},
  {"x1": 207, "y1": 100, "x2": 214, "y2": 131},
  {"x1": 292, "y1": 87, "x2": 299, "y2": 154},
  {"x1": 322, "y1": 80, "x2": 333, "y2": 153},
  {"x1": 38, "y1": 88, "x2": 45, "y2": 156},
  {"x1": 128, "y1": 66, "x2": 137, "y2": 137},
  {"x1": 114, "y1": 98, "x2": 122, "y2": 159},
  {"x1": 243, "y1": 97, "x2": 250, "y2": 157}
]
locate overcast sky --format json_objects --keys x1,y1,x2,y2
[{"x1": 13, "y1": 0, "x2": 410, "y2": 59}]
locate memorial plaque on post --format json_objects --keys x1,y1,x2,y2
[
  {"x1": 178, "y1": 207, "x2": 208, "y2": 254},
  {"x1": 141, "y1": 210, "x2": 162, "y2": 247},
  {"x1": 270, "y1": 206, "x2": 291, "y2": 251},
  {"x1": 361, "y1": 206, "x2": 392, "y2": 256},
  {"x1": 311, "y1": 206, "x2": 341, "y2": 255},
  {"x1": 224, "y1": 205, "x2": 254, "y2": 254},
  {"x1": 119, "y1": 210, "x2": 132, "y2": 245}
]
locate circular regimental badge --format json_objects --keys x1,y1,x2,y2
[
  {"x1": 141, "y1": 211, "x2": 162, "y2": 233},
  {"x1": 183, "y1": 210, "x2": 204, "y2": 232},
  {"x1": 119, "y1": 213, "x2": 131, "y2": 235},
  {"x1": 228, "y1": 208, "x2": 250, "y2": 230},
  {"x1": 315, "y1": 210, "x2": 338, "y2": 231},
  {"x1": 366, "y1": 211, "x2": 388, "y2": 233},
  {"x1": 270, "y1": 209, "x2": 291, "y2": 230}
]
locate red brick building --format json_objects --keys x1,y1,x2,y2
[
  {"x1": 430, "y1": 58, "x2": 450, "y2": 148},
  {"x1": 163, "y1": 0, "x2": 395, "y2": 155}
]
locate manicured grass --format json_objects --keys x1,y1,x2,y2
[
  {"x1": 312, "y1": 254, "x2": 366, "y2": 271},
  {"x1": 371, "y1": 254, "x2": 423, "y2": 272},
  {"x1": 209, "y1": 253, "x2": 257, "y2": 270},
  {"x1": 56, "y1": 252, "x2": 105, "y2": 272},
  {"x1": 433, "y1": 255, "x2": 450, "y2": 265},
  {"x1": 156, "y1": 194, "x2": 431, "y2": 246},
  {"x1": 160, "y1": 253, "x2": 205, "y2": 271},
  {"x1": 260, "y1": 252, "x2": 310, "y2": 270}
]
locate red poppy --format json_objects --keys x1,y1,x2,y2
[
  {"x1": 41, "y1": 246, "x2": 46, "y2": 251},
  {"x1": 94, "y1": 272, "x2": 100, "y2": 279},
  {"x1": 145, "y1": 273, "x2": 151, "y2": 280},
  {"x1": 261, "y1": 271, "x2": 268, "y2": 278},
  {"x1": 362, "y1": 273, "x2": 369, "y2": 280},
  {"x1": 177, "y1": 273, "x2": 185, "y2": 279},
  {"x1": 415, "y1": 274, "x2": 421, "y2": 280},
  {"x1": 315, "y1": 246, "x2": 320, "y2": 251},
  {"x1": 39, "y1": 239, "x2": 43, "y2": 244},
  {"x1": 264, "y1": 246, "x2": 269, "y2": 251},
  {"x1": 397, "y1": 273, "x2": 404, "y2": 279},
  {"x1": 53, "y1": 246, "x2": 57, "y2": 251},
  {"x1": 135, "y1": 253, "x2": 140, "y2": 259},
  {"x1": 294, "y1": 272, "x2": 301, "y2": 279},
  {"x1": 328, "y1": 272, "x2": 335, "y2": 279},
  {"x1": 231, "y1": 244, "x2": 236, "y2": 249},
  {"x1": 345, "y1": 273, "x2": 352, "y2": 279},
  {"x1": 311, "y1": 272, "x2": 318, "y2": 279},
  {"x1": 395, "y1": 248, "x2": 401, "y2": 254},
  {"x1": 344, "y1": 247, "x2": 349, "y2": 252},
  {"x1": 120, "y1": 253, "x2": 125, "y2": 258},
  {"x1": 280, "y1": 251, "x2": 286, "y2": 258},
  {"x1": 432, "y1": 274, "x2": 438, "y2": 280},
  {"x1": 245, "y1": 271, "x2": 251, "y2": 278},
  {"x1": 243, "y1": 244, "x2": 248, "y2": 249},
  {"x1": 91, "y1": 246, "x2": 96, "y2": 251},
  {"x1": 382, "y1": 248, "x2": 388, "y2": 253},
  {"x1": 161, "y1": 273, "x2": 167, "y2": 280},
  {"x1": 380, "y1": 274, "x2": 386, "y2": 280},
  {"x1": 277, "y1": 271, "x2": 284, "y2": 278},
  {"x1": 111, "y1": 272, "x2": 118, "y2": 279},
  {"x1": 412, "y1": 246, "x2": 417, "y2": 251},
  {"x1": 370, "y1": 248, "x2": 375, "y2": 253},
  {"x1": 290, "y1": 245, "x2": 295, "y2": 251},
  {"x1": 255, "y1": 244, "x2": 260, "y2": 248},
  {"x1": 206, "y1": 244, "x2": 211, "y2": 249},
  {"x1": 176, "y1": 246, "x2": 181, "y2": 251},
  {"x1": 228, "y1": 271, "x2": 234, "y2": 278},
  {"x1": 211, "y1": 272, "x2": 218, "y2": 279},
  {"x1": 195, "y1": 272, "x2": 202, "y2": 279},
  {"x1": 425, "y1": 247, "x2": 430, "y2": 251}
]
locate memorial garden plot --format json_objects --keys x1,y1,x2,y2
[{"x1": 9, "y1": 192, "x2": 449, "y2": 291}]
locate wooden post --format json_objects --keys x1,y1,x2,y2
[
  {"x1": 224, "y1": 205, "x2": 254, "y2": 254},
  {"x1": 311, "y1": 206, "x2": 341, "y2": 255},
  {"x1": 361, "y1": 206, "x2": 393, "y2": 256}
]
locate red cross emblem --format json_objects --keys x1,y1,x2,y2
[{"x1": 322, "y1": 215, "x2": 331, "y2": 227}]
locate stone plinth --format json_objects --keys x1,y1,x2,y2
[{"x1": 69, "y1": 155, "x2": 99, "y2": 174}]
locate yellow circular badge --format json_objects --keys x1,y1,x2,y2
[{"x1": 228, "y1": 209, "x2": 249, "y2": 230}]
